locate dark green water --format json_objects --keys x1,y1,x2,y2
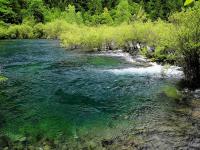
[{"x1": 0, "y1": 40, "x2": 179, "y2": 144}]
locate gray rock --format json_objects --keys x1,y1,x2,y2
[
  {"x1": 193, "y1": 89, "x2": 200, "y2": 99},
  {"x1": 147, "y1": 46, "x2": 155, "y2": 53},
  {"x1": 124, "y1": 41, "x2": 141, "y2": 55}
]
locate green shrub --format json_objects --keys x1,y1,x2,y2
[
  {"x1": 33, "y1": 23, "x2": 45, "y2": 38},
  {"x1": 60, "y1": 23, "x2": 135, "y2": 50},
  {"x1": 58, "y1": 20, "x2": 177, "y2": 58},
  {"x1": 18, "y1": 24, "x2": 34, "y2": 39},
  {"x1": 169, "y1": 1, "x2": 200, "y2": 87},
  {"x1": 0, "y1": 26, "x2": 8, "y2": 39},
  {"x1": 7, "y1": 24, "x2": 34, "y2": 39},
  {"x1": 43, "y1": 20, "x2": 77, "y2": 39},
  {"x1": 7, "y1": 25, "x2": 19, "y2": 39}
]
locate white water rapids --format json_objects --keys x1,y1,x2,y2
[{"x1": 96, "y1": 50, "x2": 183, "y2": 78}]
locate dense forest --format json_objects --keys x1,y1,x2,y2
[
  {"x1": 0, "y1": 0, "x2": 183, "y2": 23},
  {"x1": 0, "y1": 0, "x2": 184, "y2": 24},
  {"x1": 0, "y1": 0, "x2": 199, "y2": 87}
]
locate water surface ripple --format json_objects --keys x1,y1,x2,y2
[{"x1": 0, "y1": 40, "x2": 194, "y2": 149}]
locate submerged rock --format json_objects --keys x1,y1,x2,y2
[{"x1": 101, "y1": 139, "x2": 114, "y2": 147}]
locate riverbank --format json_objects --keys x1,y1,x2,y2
[{"x1": 0, "y1": 20, "x2": 178, "y2": 64}]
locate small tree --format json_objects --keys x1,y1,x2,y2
[
  {"x1": 99, "y1": 8, "x2": 113, "y2": 25},
  {"x1": 170, "y1": 1, "x2": 200, "y2": 88},
  {"x1": 28, "y1": 0, "x2": 45, "y2": 23},
  {"x1": 66, "y1": 5, "x2": 77, "y2": 23},
  {"x1": 88, "y1": 0, "x2": 103, "y2": 15},
  {"x1": 76, "y1": 12, "x2": 84, "y2": 25},
  {"x1": 114, "y1": 0, "x2": 131, "y2": 23},
  {"x1": 66, "y1": 5, "x2": 84, "y2": 24},
  {"x1": 0, "y1": 0, "x2": 24, "y2": 24}
]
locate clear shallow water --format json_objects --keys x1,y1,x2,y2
[{"x1": 0, "y1": 40, "x2": 182, "y2": 147}]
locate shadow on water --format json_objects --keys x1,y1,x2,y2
[{"x1": 54, "y1": 88, "x2": 98, "y2": 106}]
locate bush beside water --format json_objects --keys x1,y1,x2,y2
[{"x1": 0, "y1": 19, "x2": 178, "y2": 63}]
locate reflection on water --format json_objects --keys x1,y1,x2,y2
[{"x1": 0, "y1": 40, "x2": 194, "y2": 149}]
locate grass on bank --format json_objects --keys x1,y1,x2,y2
[{"x1": 58, "y1": 20, "x2": 175, "y2": 64}]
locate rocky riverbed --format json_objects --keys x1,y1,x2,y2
[
  {"x1": 1, "y1": 89, "x2": 200, "y2": 150},
  {"x1": 103, "y1": 90, "x2": 200, "y2": 150}
]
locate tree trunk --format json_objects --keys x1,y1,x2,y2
[{"x1": 183, "y1": 51, "x2": 200, "y2": 88}]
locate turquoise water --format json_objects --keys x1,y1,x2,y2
[{"x1": 0, "y1": 40, "x2": 179, "y2": 144}]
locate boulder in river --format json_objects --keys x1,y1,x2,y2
[{"x1": 123, "y1": 41, "x2": 141, "y2": 56}]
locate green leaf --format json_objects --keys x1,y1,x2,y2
[{"x1": 184, "y1": 0, "x2": 194, "y2": 6}]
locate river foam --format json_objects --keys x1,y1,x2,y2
[
  {"x1": 105, "y1": 64, "x2": 183, "y2": 78},
  {"x1": 94, "y1": 50, "x2": 137, "y2": 63},
  {"x1": 97, "y1": 50, "x2": 183, "y2": 78}
]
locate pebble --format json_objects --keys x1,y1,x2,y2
[{"x1": 124, "y1": 116, "x2": 129, "y2": 120}]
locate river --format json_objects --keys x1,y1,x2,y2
[{"x1": 0, "y1": 40, "x2": 199, "y2": 149}]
